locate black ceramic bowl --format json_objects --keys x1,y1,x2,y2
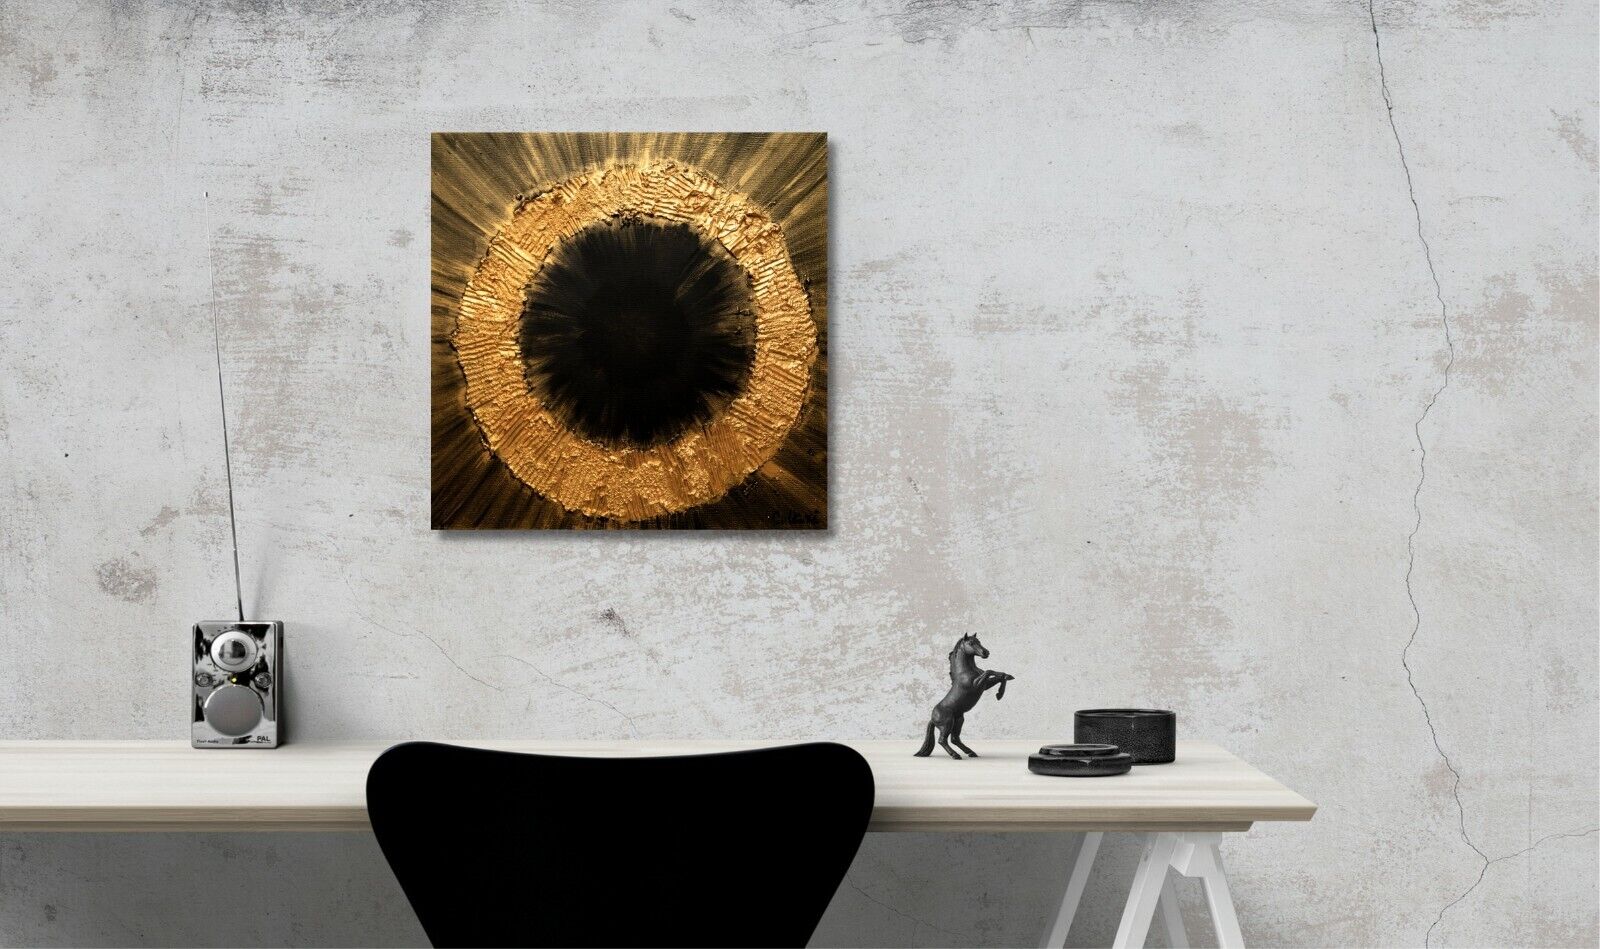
[
  {"x1": 1028, "y1": 744, "x2": 1133, "y2": 777},
  {"x1": 1074, "y1": 709, "x2": 1176, "y2": 764},
  {"x1": 1038, "y1": 743, "x2": 1122, "y2": 758}
]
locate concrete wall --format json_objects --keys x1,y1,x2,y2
[{"x1": 1, "y1": 1, "x2": 1594, "y2": 945}]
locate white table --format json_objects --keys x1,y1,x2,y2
[{"x1": 0, "y1": 740, "x2": 1315, "y2": 947}]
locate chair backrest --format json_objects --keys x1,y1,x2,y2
[{"x1": 367, "y1": 741, "x2": 874, "y2": 948}]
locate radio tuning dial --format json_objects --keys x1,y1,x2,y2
[{"x1": 210, "y1": 630, "x2": 259, "y2": 673}]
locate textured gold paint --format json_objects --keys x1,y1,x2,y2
[{"x1": 452, "y1": 161, "x2": 817, "y2": 521}]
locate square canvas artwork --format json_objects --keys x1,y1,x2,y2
[{"x1": 431, "y1": 132, "x2": 828, "y2": 529}]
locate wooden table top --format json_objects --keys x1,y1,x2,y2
[{"x1": 0, "y1": 740, "x2": 1315, "y2": 833}]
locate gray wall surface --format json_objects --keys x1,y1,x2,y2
[{"x1": 1, "y1": 1, "x2": 1595, "y2": 946}]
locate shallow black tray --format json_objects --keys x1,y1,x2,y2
[{"x1": 1027, "y1": 745, "x2": 1134, "y2": 777}]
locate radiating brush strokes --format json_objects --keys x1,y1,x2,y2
[{"x1": 431, "y1": 132, "x2": 828, "y2": 530}]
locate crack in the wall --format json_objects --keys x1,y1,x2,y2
[
  {"x1": 1366, "y1": 4, "x2": 1478, "y2": 946},
  {"x1": 494, "y1": 653, "x2": 642, "y2": 738},
  {"x1": 403, "y1": 623, "x2": 504, "y2": 692},
  {"x1": 356, "y1": 599, "x2": 505, "y2": 694},
  {"x1": 1429, "y1": 827, "x2": 1600, "y2": 939},
  {"x1": 363, "y1": 607, "x2": 503, "y2": 693},
  {"x1": 329, "y1": 545, "x2": 641, "y2": 729},
  {"x1": 327, "y1": 538, "x2": 504, "y2": 693},
  {"x1": 845, "y1": 881, "x2": 976, "y2": 943}
]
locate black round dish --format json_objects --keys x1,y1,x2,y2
[
  {"x1": 1037, "y1": 743, "x2": 1122, "y2": 758},
  {"x1": 1074, "y1": 709, "x2": 1176, "y2": 764},
  {"x1": 1028, "y1": 749, "x2": 1134, "y2": 777}
]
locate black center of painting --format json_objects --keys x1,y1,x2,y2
[{"x1": 520, "y1": 219, "x2": 757, "y2": 448}]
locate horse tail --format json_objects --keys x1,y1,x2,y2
[{"x1": 913, "y1": 719, "x2": 936, "y2": 757}]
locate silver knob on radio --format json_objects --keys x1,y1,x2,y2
[
  {"x1": 210, "y1": 630, "x2": 259, "y2": 673},
  {"x1": 203, "y1": 685, "x2": 264, "y2": 737}
]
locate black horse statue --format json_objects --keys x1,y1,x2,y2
[{"x1": 914, "y1": 633, "x2": 1015, "y2": 759}]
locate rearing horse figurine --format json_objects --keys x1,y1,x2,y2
[{"x1": 914, "y1": 633, "x2": 1015, "y2": 759}]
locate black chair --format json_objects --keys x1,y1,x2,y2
[{"x1": 366, "y1": 741, "x2": 875, "y2": 948}]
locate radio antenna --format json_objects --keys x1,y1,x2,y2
[{"x1": 207, "y1": 253, "x2": 245, "y2": 623}]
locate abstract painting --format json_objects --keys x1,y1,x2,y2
[{"x1": 432, "y1": 133, "x2": 828, "y2": 529}]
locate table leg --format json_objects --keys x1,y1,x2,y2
[
  {"x1": 1158, "y1": 873, "x2": 1189, "y2": 948},
  {"x1": 1111, "y1": 832, "x2": 1245, "y2": 948},
  {"x1": 1112, "y1": 833, "x2": 1180, "y2": 948},
  {"x1": 1169, "y1": 833, "x2": 1244, "y2": 949},
  {"x1": 1040, "y1": 831, "x2": 1102, "y2": 948},
  {"x1": 1045, "y1": 831, "x2": 1245, "y2": 949}
]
